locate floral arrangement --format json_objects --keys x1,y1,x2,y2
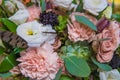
[{"x1": 0, "y1": 0, "x2": 120, "y2": 80}]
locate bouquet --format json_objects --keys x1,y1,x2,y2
[{"x1": 0, "y1": 0, "x2": 120, "y2": 80}]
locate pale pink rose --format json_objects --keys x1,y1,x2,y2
[
  {"x1": 52, "y1": 38, "x2": 61, "y2": 50},
  {"x1": 10, "y1": 43, "x2": 63, "y2": 80},
  {"x1": 67, "y1": 12, "x2": 97, "y2": 42},
  {"x1": 27, "y1": 5, "x2": 41, "y2": 22},
  {"x1": 92, "y1": 21, "x2": 120, "y2": 63}
]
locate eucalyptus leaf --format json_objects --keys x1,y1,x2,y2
[
  {"x1": 75, "y1": 15, "x2": 97, "y2": 31},
  {"x1": 41, "y1": 0, "x2": 46, "y2": 12},
  {"x1": 64, "y1": 56, "x2": 91, "y2": 77},
  {"x1": 0, "y1": 53, "x2": 18, "y2": 72},
  {"x1": 91, "y1": 57, "x2": 112, "y2": 71},
  {"x1": 54, "y1": 68, "x2": 62, "y2": 80},
  {"x1": 0, "y1": 18, "x2": 17, "y2": 33},
  {"x1": 0, "y1": 72, "x2": 12, "y2": 78}
]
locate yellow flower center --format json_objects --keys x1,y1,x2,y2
[{"x1": 27, "y1": 29, "x2": 34, "y2": 35}]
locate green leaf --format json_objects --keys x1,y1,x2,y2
[
  {"x1": 112, "y1": 0, "x2": 114, "y2": 11},
  {"x1": 13, "y1": 47, "x2": 24, "y2": 54},
  {"x1": 0, "y1": 53, "x2": 18, "y2": 72},
  {"x1": 112, "y1": 14, "x2": 120, "y2": 22},
  {"x1": 0, "y1": 46, "x2": 5, "y2": 55},
  {"x1": 75, "y1": 15, "x2": 97, "y2": 31},
  {"x1": 60, "y1": 75, "x2": 74, "y2": 80},
  {"x1": 0, "y1": 18, "x2": 17, "y2": 33},
  {"x1": 64, "y1": 56, "x2": 91, "y2": 77},
  {"x1": 0, "y1": 72, "x2": 12, "y2": 78},
  {"x1": 54, "y1": 68, "x2": 62, "y2": 80},
  {"x1": 41, "y1": 0, "x2": 46, "y2": 12},
  {"x1": 76, "y1": 0, "x2": 83, "y2": 12},
  {"x1": 91, "y1": 57, "x2": 112, "y2": 71}
]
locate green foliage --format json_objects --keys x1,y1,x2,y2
[
  {"x1": 60, "y1": 75, "x2": 74, "y2": 80},
  {"x1": 60, "y1": 41, "x2": 91, "y2": 60},
  {"x1": 0, "y1": 72, "x2": 12, "y2": 78},
  {"x1": 112, "y1": 14, "x2": 120, "y2": 22},
  {"x1": 0, "y1": 53, "x2": 18, "y2": 73},
  {"x1": 0, "y1": 46, "x2": 5, "y2": 55},
  {"x1": 76, "y1": 0, "x2": 83, "y2": 12},
  {"x1": 64, "y1": 56, "x2": 91, "y2": 77},
  {"x1": 75, "y1": 15, "x2": 97, "y2": 31},
  {"x1": 13, "y1": 47, "x2": 24, "y2": 54},
  {"x1": 55, "y1": 16, "x2": 68, "y2": 32},
  {"x1": 54, "y1": 68, "x2": 62, "y2": 80},
  {"x1": 40, "y1": 0, "x2": 46, "y2": 12},
  {"x1": 91, "y1": 58, "x2": 112, "y2": 71},
  {"x1": 0, "y1": 18, "x2": 17, "y2": 33}
]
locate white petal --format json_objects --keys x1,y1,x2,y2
[
  {"x1": 17, "y1": 21, "x2": 56, "y2": 47},
  {"x1": 83, "y1": 0, "x2": 108, "y2": 15},
  {"x1": 9, "y1": 10, "x2": 29, "y2": 25}
]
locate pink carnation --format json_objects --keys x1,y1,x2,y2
[
  {"x1": 27, "y1": 5, "x2": 41, "y2": 22},
  {"x1": 10, "y1": 43, "x2": 63, "y2": 80},
  {"x1": 67, "y1": 12, "x2": 97, "y2": 42}
]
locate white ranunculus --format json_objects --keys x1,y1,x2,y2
[
  {"x1": 99, "y1": 69, "x2": 120, "y2": 80},
  {"x1": 4, "y1": 0, "x2": 25, "y2": 14},
  {"x1": 5, "y1": 1, "x2": 17, "y2": 13},
  {"x1": 12, "y1": 0, "x2": 26, "y2": 10},
  {"x1": 83, "y1": 0, "x2": 108, "y2": 16},
  {"x1": 9, "y1": 10, "x2": 29, "y2": 25},
  {"x1": 54, "y1": 0, "x2": 77, "y2": 10},
  {"x1": 17, "y1": 20, "x2": 57, "y2": 47}
]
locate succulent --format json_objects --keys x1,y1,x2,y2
[{"x1": 60, "y1": 41, "x2": 91, "y2": 60}]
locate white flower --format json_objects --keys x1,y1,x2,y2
[
  {"x1": 54, "y1": 0, "x2": 77, "y2": 10},
  {"x1": 12, "y1": 0, "x2": 26, "y2": 10},
  {"x1": 83, "y1": 0, "x2": 108, "y2": 15},
  {"x1": 99, "y1": 69, "x2": 120, "y2": 80},
  {"x1": 4, "y1": 0, "x2": 25, "y2": 13},
  {"x1": 17, "y1": 20, "x2": 57, "y2": 47},
  {"x1": 9, "y1": 10, "x2": 29, "y2": 25},
  {"x1": 4, "y1": 1, "x2": 17, "y2": 13}
]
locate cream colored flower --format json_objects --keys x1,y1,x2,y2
[
  {"x1": 102, "y1": 6, "x2": 112, "y2": 19},
  {"x1": 4, "y1": 0, "x2": 25, "y2": 14},
  {"x1": 17, "y1": 20, "x2": 57, "y2": 47},
  {"x1": 99, "y1": 69, "x2": 120, "y2": 80},
  {"x1": 9, "y1": 10, "x2": 29, "y2": 25},
  {"x1": 54, "y1": 0, "x2": 77, "y2": 10},
  {"x1": 83, "y1": 0, "x2": 108, "y2": 15}
]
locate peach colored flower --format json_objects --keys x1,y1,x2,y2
[
  {"x1": 0, "y1": 0, "x2": 2, "y2": 5},
  {"x1": 52, "y1": 38, "x2": 61, "y2": 50},
  {"x1": 92, "y1": 21, "x2": 120, "y2": 63},
  {"x1": 10, "y1": 43, "x2": 63, "y2": 80},
  {"x1": 67, "y1": 12, "x2": 97, "y2": 42},
  {"x1": 27, "y1": 5, "x2": 41, "y2": 22}
]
